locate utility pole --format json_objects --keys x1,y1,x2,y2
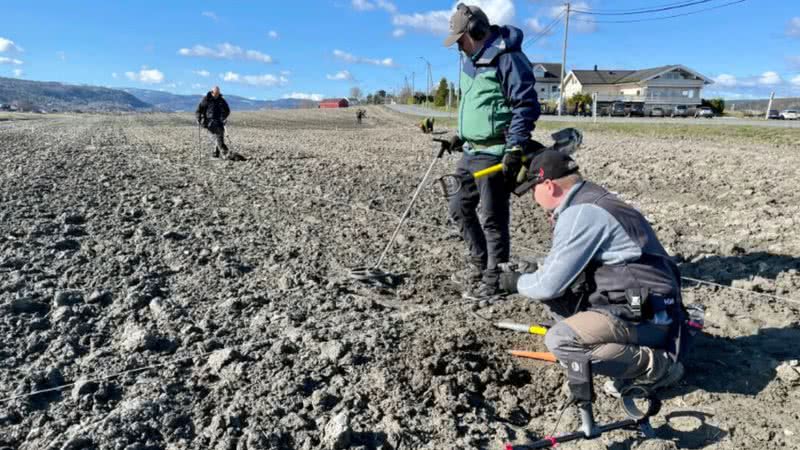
[
  {"x1": 592, "y1": 92, "x2": 597, "y2": 123},
  {"x1": 765, "y1": 91, "x2": 775, "y2": 120},
  {"x1": 557, "y1": 2, "x2": 570, "y2": 116},
  {"x1": 412, "y1": 72, "x2": 415, "y2": 104}
]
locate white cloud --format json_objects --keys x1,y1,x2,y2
[
  {"x1": 758, "y1": 71, "x2": 782, "y2": 86},
  {"x1": 178, "y1": 43, "x2": 273, "y2": 63},
  {"x1": 327, "y1": 70, "x2": 354, "y2": 81},
  {"x1": 392, "y1": 28, "x2": 406, "y2": 38},
  {"x1": 352, "y1": 0, "x2": 396, "y2": 13},
  {"x1": 713, "y1": 74, "x2": 738, "y2": 87},
  {"x1": 392, "y1": 10, "x2": 451, "y2": 34},
  {"x1": 788, "y1": 17, "x2": 800, "y2": 37},
  {"x1": 550, "y1": 2, "x2": 595, "y2": 33},
  {"x1": 283, "y1": 92, "x2": 324, "y2": 101},
  {"x1": 526, "y1": 17, "x2": 555, "y2": 36},
  {"x1": 125, "y1": 67, "x2": 165, "y2": 84},
  {"x1": 0, "y1": 56, "x2": 23, "y2": 65},
  {"x1": 791, "y1": 75, "x2": 800, "y2": 87},
  {"x1": 268, "y1": 30, "x2": 279, "y2": 39},
  {"x1": 392, "y1": 0, "x2": 514, "y2": 35},
  {"x1": 221, "y1": 71, "x2": 288, "y2": 87},
  {"x1": 0, "y1": 37, "x2": 22, "y2": 53},
  {"x1": 112, "y1": 72, "x2": 118, "y2": 79},
  {"x1": 202, "y1": 11, "x2": 219, "y2": 21},
  {"x1": 191, "y1": 83, "x2": 204, "y2": 89},
  {"x1": 12, "y1": 69, "x2": 22, "y2": 78},
  {"x1": 280, "y1": 70, "x2": 292, "y2": 76},
  {"x1": 56, "y1": 51, "x2": 66, "y2": 61},
  {"x1": 333, "y1": 49, "x2": 395, "y2": 67},
  {"x1": 193, "y1": 69, "x2": 211, "y2": 77}
]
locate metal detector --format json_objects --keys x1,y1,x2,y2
[
  {"x1": 349, "y1": 141, "x2": 451, "y2": 287},
  {"x1": 507, "y1": 360, "x2": 661, "y2": 449},
  {"x1": 433, "y1": 128, "x2": 583, "y2": 199}
]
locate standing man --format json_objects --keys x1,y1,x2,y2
[
  {"x1": 442, "y1": 4, "x2": 541, "y2": 298},
  {"x1": 196, "y1": 86, "x2": 231, "y2": 159},
  {"x1": 498, "y1": 150, "x2": 688, "y2": 396}
]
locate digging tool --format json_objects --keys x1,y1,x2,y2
[
  {"x1": 349, "y1": 141, "x2": 451, "y2": 287},
  {"x1": 508, "y1": 350, "x2": 557, "y2": 362},
  {"x1": 433, "y1": 128, "x2": 583, "y2": 198},
  {"x1": 495, "y1": 322, "x2": 548, "y2": 335}
]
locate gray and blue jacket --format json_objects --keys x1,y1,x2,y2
[
  {"x1": 517, "y1": 181, "x2": 682, "y2": 322},
  {"x1": 459, "y1": 25, "x2": 540, "y2": 156}
]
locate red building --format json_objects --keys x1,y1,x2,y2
[{"x1": 318, "y1": 98, "x2": 349, "y2": 108}]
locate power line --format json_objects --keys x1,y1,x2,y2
[
  {"x1": 523, "y1": 11, "x2": 565, "y2": 48},
  {"x1": 572, "y1": 0, "x2": 715, "y2": 15},
  {"x1": 570, "y1": 0, "x2": 746, "y2": 24}
]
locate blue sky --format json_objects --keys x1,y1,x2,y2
[{"x1": 2, "y1": 0, "x2": 799, "y2": 100}]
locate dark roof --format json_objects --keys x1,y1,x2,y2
[
  {"x1": 319, "y1": 98, "x2": 348, "y2": 103},
  {"x1": 532, "y1": 62, "x2": 562, "y2": 80},
  {"x1": 571, "y1": 65, "x2": 709, "y2": 85},
  {"x1": 570, "y1": 69, "x2": 636, "y2": 85}
]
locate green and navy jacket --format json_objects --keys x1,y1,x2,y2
[{"x1": 459, "y1": 25, "x2": 541, "y2": 156}]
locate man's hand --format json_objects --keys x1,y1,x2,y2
[
  {"x1": 499, "y1": 271, "x2": 522, "y2": 294},
  {"x1": 502, "y1": 146, "x2": 523, "y2": 188}
]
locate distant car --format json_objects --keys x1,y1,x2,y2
[
  {"x1": 603, "y1": 101, "x2": 626, "y2": 117},
  {"x1": 780, "y1": 110, "x2": 799, "y2": 120},
  {"x1": 694, "y1": 107, "x2": 714, "y2": 118},
  {"x1": 767, "y1": 109, "x2": 781, "y2": 120},
  {"x1": 627, "y1": 103, "x2": 645, "y2": 117},
  {"x1": 650, "y1": 107, "x2": 665, "y2": 117},
  {"x1": 670, "y1": 105, "x2": 688, "y2": 118}
]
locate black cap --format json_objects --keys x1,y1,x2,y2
[{"x1": 514, "y1": 150, "x2": 579, "y2": 195}]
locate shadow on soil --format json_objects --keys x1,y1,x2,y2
[{"x1": 680, "y1": 251, "x2": 800, "y2": 285}]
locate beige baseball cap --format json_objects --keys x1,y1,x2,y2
[{"x1": 443, "y1": 4, "x2": 490, "y2": 47}]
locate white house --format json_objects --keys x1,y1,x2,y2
[
  {"x1": 532, "y1": 62, "x2": 562, "y2": 101},
  {"x1": 562, "y1": 65, "x2": 714, "y2": 109}
]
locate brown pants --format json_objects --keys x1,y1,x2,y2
[{"x1": 544, "y1": 311, "x2": 671, "y2": 380}]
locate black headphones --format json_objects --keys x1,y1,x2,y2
[{"x1": 457, "y1": 3, "x2": 489, "y2": 41}]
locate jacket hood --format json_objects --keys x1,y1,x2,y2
[{"x1": 475, "y1": 25, "x2": 524, "y2": 64}]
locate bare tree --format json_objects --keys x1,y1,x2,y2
[{"x1": 349, "y1": 87, "x2": 363, "y2": 100}]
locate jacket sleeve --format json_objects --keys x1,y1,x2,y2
[
  {"x1": 196, "y1": 97, "x2": 207, "y2": 121},
  {"x1": 516, "y1": 204, "x2": 608, "y2": 300},
  {"x1": 496, "y1": 51, "x2": 541, "y2": 149},
  {"x1": 222, "y1": 98, "x2": 231, "y2": 120}
]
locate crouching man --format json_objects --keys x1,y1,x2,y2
[{"x1": 499, "y1": 150, "x2": 688, "y2": 396}]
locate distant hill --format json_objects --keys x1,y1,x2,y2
[
  {"x1": 727, "y1": 97, "x2": 800, "y2": 113},
  {"x1": 0, "y1": 77, "x2": 150, "y2": 112},
  {"x1": 123, "y1": 88, "x2": 319, "y2": 112}
]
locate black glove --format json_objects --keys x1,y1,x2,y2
[
  {"x1": 499, "y1": 271, "x2": 522, "y2": 294},
  {"x1": 502, "y1": 146, "x2": 524, "y2": 188}
]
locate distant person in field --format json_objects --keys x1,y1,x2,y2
[
  {"x1": 356, "y1": 108, "x2": 366, "y2": 124},
  {"x1": 196, "y1": 86, "x2": 232, "y2": 159}
]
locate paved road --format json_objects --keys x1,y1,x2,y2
[{"x1": 385, "y1": 103, "x2": 800, "y2": 129}]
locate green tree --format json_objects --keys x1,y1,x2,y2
[
  {"x1": 434, "y1": 77, "x2": 449, "y2": 107},
  {"x1": 702, "y1": 98, "x2": 725, "y2": 115}
]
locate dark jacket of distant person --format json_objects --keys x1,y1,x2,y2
[{"x1": 196, "y1": 92, "x2": 230, "y2": 128}]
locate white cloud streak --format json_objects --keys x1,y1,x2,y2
[
  {"x1": 392, "y1": 0, "x2": 514, "y2": 35},
  {"x1": 352, "y1": 0, "x2": 396, "y2": 13},
  {"x1": 193, "y1": 69, "x2": 211, "y2": 77},
  {"x1": 178, "y1": 43, "x2": 273, "y2": 63},
  {"x1": 12, "y1": 69, "x2": 22, "y2": 78},
  {"x1": 0, "y1": 37, "x2": 22, "y2": 53},
  {"x1": 283, "y1": 92, "x2": 324, "y2": 101},
  {"x1": 791, "y1": 75, "x2": 800, "y2": 87},
  {"x1": 220, "y1": 71, "x2": 289, "y2": 87},
  {"x1": 125, "y1": 67, "x2": 165, "y2": 84},
  {"x1": 268, "y1": 30, "x2": 279, "y2": 39},
  {"x1": 202, "y1": 11, "x2": 219, "y2": 21},
  {"x1": 758, "y1": 71, "x2": 782, "y2": 86},
  {"x1": 392, "y1": 28, "x2": 406, "y2": 38},
  {"x1": 0, "y1": 57, "x2": 23, "y2": 65},
  {"x1": 333, "y1": 49, "x2": 395, "y2": 67},
  {"x1": 787, "y1": 17, "x2": 800, "y2": 37},
  {"x1": 326, "y1": 70, "x2": 354, "y2": 81}
]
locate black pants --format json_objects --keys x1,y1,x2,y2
[
  {"x1": 207, "y1": 124, "x2": 229, "y2": 156},
  {"x1": 448, "y1": 152, "x2": 510, "y2": 283}
]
